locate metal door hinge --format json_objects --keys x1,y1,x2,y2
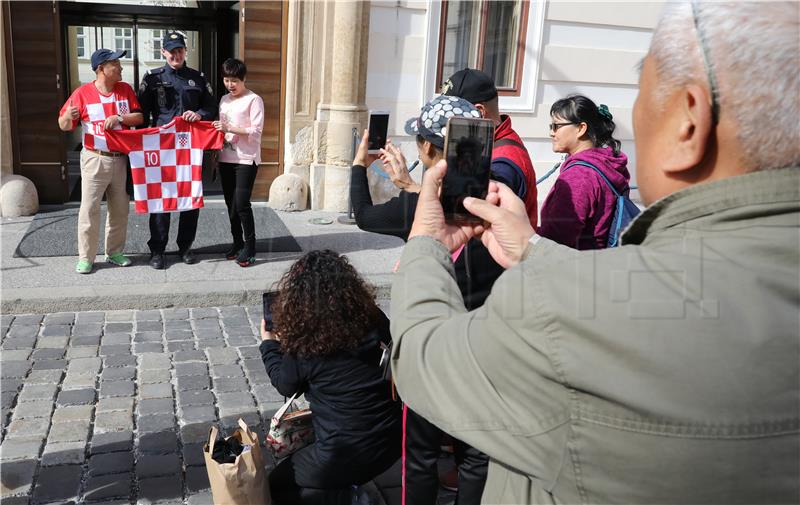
[
  {"x1": 56, "y1": 74, "x2": 60, "y2": 90},
  {"x1": 61, "y1": 165, "x2": 66, "y2": 180}
]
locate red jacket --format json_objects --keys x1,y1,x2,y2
[{"x1": 493, "y1": 115, "x2": 538, "y2": 226}]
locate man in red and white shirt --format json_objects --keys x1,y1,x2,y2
[
  {"x1": 58, "y1": 48, "x2": 143, "y2": 274},
  {"x1": 105, "y1": 117, "x2": 223, "y2": 214}
]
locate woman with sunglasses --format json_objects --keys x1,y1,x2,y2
[{"x1": 538, "y1": 94, "x2": 632, "y2": 249}]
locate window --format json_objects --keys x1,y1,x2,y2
[
  {"x1": 114, "y1": 28, "x2": 133, "y2": 58},
  {"x1": 76, "y1": 27, "x2": 87, "y2": 58},
  {"x1": 437, "y1": 0, "x2": 529, "y2": 95},
  {"x1": 152, "y1": 29, "x2": 166, "y2": 60}
]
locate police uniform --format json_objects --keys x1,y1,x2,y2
[{"x1": 137, "y1": 31, "x2": 218, "y2": 268}]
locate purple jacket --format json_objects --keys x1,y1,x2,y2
[{"x1": 537, "y1": 147, "x2": 630, "y2": 250}]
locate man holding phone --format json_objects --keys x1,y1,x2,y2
[
  {"x1": 390, "y1": 3, "x2": 799, "y2": 503},
  {"x1": 349, "y1": 95, "x2": 507, "y2": 505},
  {"x1": 441, "y1": 68, "x2": 538, "y2": 226}
]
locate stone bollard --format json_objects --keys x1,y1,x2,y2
[
  {"x1": 268, "y1": 173, "x2": 308, "y2": 212},
  {"x1": 0, "y1": 174, "x2": 39, "y2": 217}
]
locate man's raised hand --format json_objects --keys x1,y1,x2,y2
[
  {"x1": 353, "y1": 129, "x2": 379, "y2": 167},
  {"x1": 463, "y1": 181, "x2": 534, "y2": 269},
  {"x1": 380, "y1": 142, "x2": 419, "y2": 192},
  {"x1": 67, "y1": 100, "x2": 80, "y2": 120},
  {"x1": 407, "y1": 160, "x2": 479, "y2": 252}
]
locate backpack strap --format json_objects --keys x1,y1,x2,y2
[
  {"x1": 563, "y1": 160, "x2": 621, "y2": 197},
  {"x1": 536, "y1": 161, "x2": 561, "y2": 185},
  {"x1": 494, "y1": 137, "x2": 528, "y2": 152}
]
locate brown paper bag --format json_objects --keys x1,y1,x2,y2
[{"x1": 203, "y1": 418, "x2": 271, "y2": 505}]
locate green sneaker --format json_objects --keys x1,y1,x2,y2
[
  {"x1": 75, "y1": 259, "x2": 93, "y2": 274},
  {"x1": 106, "y1": 252, "x2": 132, "y2": 267}
]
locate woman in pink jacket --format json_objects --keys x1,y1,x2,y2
[
  {"x1": 538, "y1": 94, "x2": 631, "y2": 250},
  {"x1": 213, "y1": 58, "x2": 264, "y2": 266}
]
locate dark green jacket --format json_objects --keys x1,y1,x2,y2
[{"x1": 391, "y1": 166, "x2": 800, "y2": 504}]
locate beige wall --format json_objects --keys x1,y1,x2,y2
[
  {"x1": 512, "y1": 0, "x2": 664, "y2": 204},
  {"x1": 359, "y1": 0, "x2": 665, "y2": 206},
  {"x1": 283, "y1": 0, "x2": 666, "y2": 208}
]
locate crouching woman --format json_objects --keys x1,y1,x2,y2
[{"x1": 260, "y1": 250, "x2": 401, "y2": 504}]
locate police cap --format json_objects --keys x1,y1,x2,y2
[{"x1": 163, "y1": 31, "x2": 186, "y2": 51}]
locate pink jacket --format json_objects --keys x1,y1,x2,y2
[
  {"x1": 537, "y1": 147, "x2": 631, "y2": 250},
  {"x1": 219, "y1": 89, "x2": 264, "y2": 165}
]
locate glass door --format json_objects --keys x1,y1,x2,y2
[
  {"x1": 136, "y1": 27, "x2": 200, "y2": 80},
  {"x1": 66, "y1": 24, "x2": 137, "y2": 92}
]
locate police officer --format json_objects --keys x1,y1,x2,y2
[{"x1": 138, "y1": 30, "x2": 218, "y2": 269}]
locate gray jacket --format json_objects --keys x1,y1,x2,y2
[{"x1": 391, "y1": 166, "x2": 799, "y2": 504}]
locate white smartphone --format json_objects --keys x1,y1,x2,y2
[{"x1": 367, "y1": 111, "x2": 390, "y2": 154}]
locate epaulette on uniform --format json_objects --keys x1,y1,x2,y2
[{"x1": 146, "y1": 67, "x2": 165, "y2": 76}]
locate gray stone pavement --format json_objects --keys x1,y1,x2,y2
[
  {"x1": 0, "y1": 305, "x2": 415, "y2": 505},
  {"x1": 0, "y1": 305, "x2": 277, "y2": 504},
  {"x1": 1, "y1": 201, "x2": 402, "y2": 314},
  {"x1": 0, "y1": 200, "x2": 460, "y2": 504}
]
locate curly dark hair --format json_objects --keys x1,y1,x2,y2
[{"x1": 271, "y1": 250, "x2": 380, "y2": 358}]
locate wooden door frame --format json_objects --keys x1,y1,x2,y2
[
  {"x1": 240, "y1": 0, "x2": 289, "y2": 173},
  {"x1": 2, "y1": 1, "x2": 20, "y2": 179},
  {"x1": 58, "y1": 2, "x2": 227, "y2": 96},
  {"x1": 279, "y1": 0, "x2": 288, "y2": 176},
  {"x1": 4, "y1": 1, "x2": 68, "y2": 201},
  {"x1": 238, "y1": 0, "x2": 288, "y2": 200}
]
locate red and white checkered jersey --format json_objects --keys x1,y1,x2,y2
[
  {"x1": 105, "y1": 117, "x2": 224, "y2": 214},
  {"x1": 59, "y1": 81, "x2": 141, "y2": 152}
]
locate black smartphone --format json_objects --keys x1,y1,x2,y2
[
  {"x1": 440, "y1": 117, "x2": 495, "y2": 223},
  {"x1": 367, "y1": 111, "x2": 390, "y2": 154},
  {"x1": 262, "y1": 291, "x2": 279, "y2": 332}
]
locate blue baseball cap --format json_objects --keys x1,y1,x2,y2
[{"x1": 91, "y1": 49, "x2": 126, "y2": 71}]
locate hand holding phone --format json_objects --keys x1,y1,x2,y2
[
  {"x1": 262, "y1": 291, "x2": 278, "y2": 333},
  {"x1": 440, "y1": 117, "x2": 495, "y2": 224},
  {"x1": 367, "y1": 111, "x2": 390, "y2": 154}
]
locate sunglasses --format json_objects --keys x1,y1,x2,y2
[{"x1": 549, "y1": 122, "x2": 576, "y2": 132}]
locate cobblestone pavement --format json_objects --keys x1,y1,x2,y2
[{"x1": 0, "y1": 306, "x2": 286, "y2": 504}]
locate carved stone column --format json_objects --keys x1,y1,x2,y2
[{"x1": 284, "y1": 0, "x2": 370, "y2": 211}]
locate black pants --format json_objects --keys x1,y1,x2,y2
[
  {"x1": 147, "y1": 208, "x2": 199, "y2": 254},
  {"x1": 219, "y1": 162, "x2": 257, "y2": 255},
  {"x1": 405, "y1": 407, "x2": 488, "y2": 505},
  {"x1": 270, "y1": 442, "x2": 397, "y2": 505}
]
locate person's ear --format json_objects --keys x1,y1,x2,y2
[
  {"x1": 576, "y1": 122, "x2": 589, "y2": 138},
  {"x1": 474, "y1": 103, "x2": 487, "y2": 119},
  {"x1": 662, "y1": 84, "x2": 713, "y2": 174},
  {"x1": 423, "y1": 140, "x2": 436, "y2": 159}
]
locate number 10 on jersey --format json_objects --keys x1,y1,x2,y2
[{"x1": 144, "y1": 150, "x2": 161, "y2": 167}]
